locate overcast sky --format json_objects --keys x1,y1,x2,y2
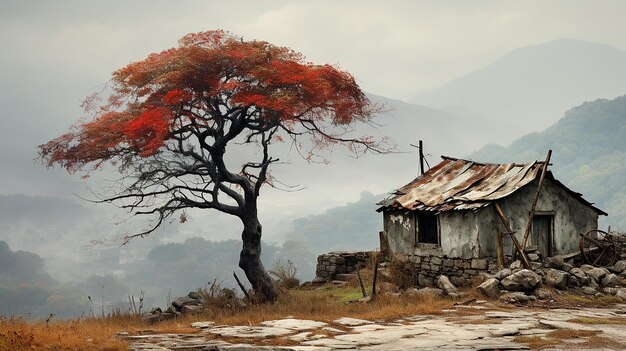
[{"x1": 2, "y1": 0, "x2": 626, "y2": 243}]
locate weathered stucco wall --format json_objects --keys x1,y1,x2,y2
[
  {"x1": 382, "y1": 210, "x2": 415, "y2": 255},
  {"x1": 439, "y1": 211, "x2": 480, "y2": 259},
  {"x1": 481, "y1": 178, "x2": 600, "y2": 258}
]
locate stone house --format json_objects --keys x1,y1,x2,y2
[{"x1": 376, "y1": 156, "x2": 606, "y2": 286}]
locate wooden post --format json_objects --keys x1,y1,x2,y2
[
  {"x1": 494, "y1": 202, "x2": 531, "y2": 269},
  {"x1": 371, "y1": 254, "x2": 379, "y2": 300},
  {"x1": 233, "y1": 272, "x2": 251, "y2": 300},
  {"x1": 521, "y1": 150, "x2": 552, "y2": 249},
  {"x1": 496, "y1": 230, "x2": 504, "y2": 270},
  {"x1": 419, "y1": 140, "x2": 425, "y2": 175},
  {"x1": 356, "y1": 269, "x2": 367, "y2": 298}
]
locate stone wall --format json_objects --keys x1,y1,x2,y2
[
  {"x1": 315, "y1": 251, "x2": 373, "y2": 280},
  {"x1": 390, "y1": 253, "x2": 501, "y2": 287}
]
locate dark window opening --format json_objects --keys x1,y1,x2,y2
[{"x1": 417, "y1": 212, "x2": 438, "y2": 244}]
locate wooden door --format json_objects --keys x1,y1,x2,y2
[{"x1": 531, "y1": 215, "x2": 553, "y2": 257}]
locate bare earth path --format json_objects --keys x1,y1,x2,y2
[{"x1": 127, "y1": 303, "x2": 626, "y2": 350}]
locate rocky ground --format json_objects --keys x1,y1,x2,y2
[{"x1": 125, "y1": 302, "x2": 626, "y2": 350}]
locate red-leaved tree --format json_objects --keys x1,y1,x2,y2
[{"x1": 39, "y1": 30, "x2": 387, "y2": 301}]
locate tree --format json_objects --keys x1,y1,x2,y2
[{"x1": 39, "y1": 30, "x2": 387, "y2": 301}]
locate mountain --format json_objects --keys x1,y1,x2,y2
[
  {"x1": 469, "y1": 95, "x2": 626, "y2": 230},
  {"x1": 411, "y1": 38, "x2": 626, "y2": 141}
]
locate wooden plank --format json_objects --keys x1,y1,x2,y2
[
  {"x1": 496, "y1": 229, "x2": 505, "y2": 270},
  {"x1": 522, "y1": 150, "x2": 552, "y2": 249},
  {"x1": 494, "y1": 202, "x2": 531, "y2": 269}
]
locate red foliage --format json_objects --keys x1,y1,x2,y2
[{"x1": 39, "y1": 30, "x2": 376, "y2": 172}]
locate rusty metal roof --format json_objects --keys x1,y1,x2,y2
[{"x1": 377, "y1": 156, "x2": 607, "y2": 215}]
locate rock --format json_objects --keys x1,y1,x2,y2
[
  {"x1": 499, "y1": 292, "x2": 537, "y2": 304},
  {"x1": 567, "y1": 268, "x2": 590, "y2": 287},
  {"x1": 490, "y1": 327, "x2": 520, "y2": 337},
  {"x1": 477, "y1": 278, "x2": 501, "y2": 299},
  {"x1": 191, "y1": 321, "x2": 214, "y2": 329},
  {"x1": 533, "y1": 287, "x2": 553, "y2": 300},
  {"x1": 601, "y1": 273, "x2": 622, "y2": 287},
  {"x1": 437, "y1": 275, "x2": 459, "y2": 296},
  {"x1": 603, "y1": 287, "x2": 620, "y2": 295},
  {"x1": 188, "y1": 291, "x2": 203, "y2": 300},
  {"x1": 500, "y1": 269, "x2": 541, "y2": 292},
  {"x1": 418, "y1": 274, "x2": 434, "y2": 288},
  {"x1": 544, "y1": 269, "x2": 569, "y2": 290},
  {"x1": 494, "y1": 268, "x2": 512, "y2": 280},
  {"x1": 404, "y1": 287, "x2": 444, "y2": 298},
  {"x1": 589, "y1": 277, "x2": 600, "y2": 289},
  {"x1": 609, "y1": 260, "x2": 626, "y2": 274},
  {"x1": 582, "y1": 286, "x2": 597, "y2": 295},
  {"x1": 616, "y1": 288, "x2": 626, "y2": 301},
  {"x1": 172, "y1": 296, "x2": 200, "y2": 310},
  {"x1": 474, "y1": 272, "x2": 493, "y2": 284},
  {"x1": 509, "y1": 260, "x2": 522, "y2": 270},
  {"x1": 527, "y1": 253, "x2": 540, "y2": 262},
  {"x1": 530, "y1": 262, "x2": 543, "y2": 271},
  {"x1": 580, "y1": 265, "x2": 610, "y2": 283},
  {"x1": 544, "y1": 255, "x2": 565, "y2": 269}
]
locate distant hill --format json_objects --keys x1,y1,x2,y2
[
  {"x1": 411, "y1": 38, "x2": 626, "y2": 141},
  {"x1": 469, "y1": 95, "x2": 626, "y2": 230}
]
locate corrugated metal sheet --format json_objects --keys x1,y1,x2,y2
[{"x1": 378, "y1": 156, "x2": 607, "y2": 215}]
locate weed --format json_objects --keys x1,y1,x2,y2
[{"x1": 270, "y1": 259, "x2": 300, "y2": 289}]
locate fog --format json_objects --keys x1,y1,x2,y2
[{"x1": 2, "y1": 1, "x2": 626, "y2": 318}]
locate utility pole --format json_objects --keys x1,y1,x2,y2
[{"x1": 410, "y1": 140, "x2": 426, "y2": 176}]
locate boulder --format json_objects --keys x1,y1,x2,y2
[
  {"x1": 616, "y1": 288, "x2": 626, "y2": 301},
  {"x1": 509, "y1": 260, "x2": 522, "y2": 270},
  {"x1": 544, "y1": 269, "x2": 569, "y2": 290},
  {"x1": 499, "y1": 292, "x2": 537, "y2": 304},
  {"x1": 544, "y1": 255, "x2": 565, "y2": 269},
  {"x1": 601, "y1": 273, "x2": 623, "y2": 287},
  {"x1": 527, "y1": 253, "x2": 541, "y2": 262},
  {"x1": 500, "y1": 269, "x2": 541, "y2": 292},
  {"x1": 567, "y1": 268, "x2": 590, "y2": 287},
  {"x1": 188, "y1": 291, "x2": 204, "y2": 300},
  {"x1": 533, "y1": 287, "x2": 553, "y2": 300},
  {"x1": 477, "y1": 278, "x2": 501, "y2": 299},
  {"x1": 172, "y1": 295, "x2": 200, "y2": 310},
  {"x1": 494, "y1": 268, "x2": 512, "y2": 280},
  {"x1": 437, "y1": 275, "x2": 459, "y2": 296},
  {"x1": 580, "y1": 265, "x2": 610, "y2": 283},
  {"x1": 609, "y1": 260, "x2": 626, "y2": 274},
  {"x1": 404, "y1": 287, "x2": 444, "y2": 298},
  {"x1": 582, "y1": 286, "x2": 598, "y2": 295}
]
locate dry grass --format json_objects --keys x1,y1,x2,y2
[
  {"x1": 554, "y1": 292, "x2": 623, "y2": 306},
  {"x1": 512, "y1": 335, "x2": 561, "y2": 349},
  {"x1": 202, "y1": 285, "x2": 454, "y2": 326},
  {"x1": 0, "y1": 284, "x2": 457, "y2": 351},
  {"x1": 568, "y1": 317, "x2": 626, "y2": 325},
  {"x1": 514, "y1": 328, "x2": 625, "y2": 350},
  {"x1": 0, "y1": 315, "x2": 137, "y2": 351}
]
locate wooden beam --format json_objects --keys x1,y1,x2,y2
[
  {"x1": 521, "y1": 150, "x2": 552, "y2": 249},
  {"x1": 494, "y1": 202, "x2": 531, "y2": 269},
  {"x1": 496, "y1": 230, "x2": 505, "y2": 270}
]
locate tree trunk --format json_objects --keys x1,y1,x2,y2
[{"x1": 238, "y1": 214, "x2": 278, "y2": 302}]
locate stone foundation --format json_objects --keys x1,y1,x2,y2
[
  {"x1": 315, "y1": 251, "x2": 373, "y2": 280},
  {"x1": 390, "y1": 253, "x2": 502, "y2": 287}
]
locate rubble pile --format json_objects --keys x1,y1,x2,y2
[
  {"x1": 142, "y1": 288, "x2": 242, "y2": 323},
  {"x1": 476, "y1": 253, "x2": 626, "y2": 303}
]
